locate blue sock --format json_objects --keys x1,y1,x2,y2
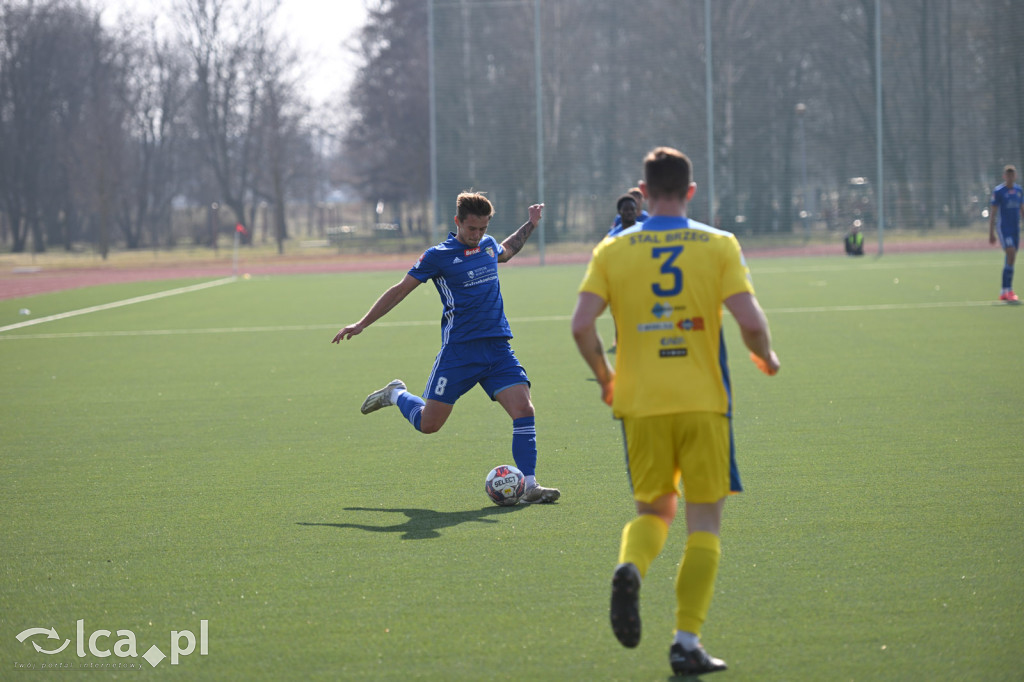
[
  {"x1": 1004, "y1": 264, "x2": 1014, "y2": 290},
  {"x1": 511, "y1": 416, "x2": 537, "y2": 477},
  {"x1": 396, "y1": 392, "x2": 424, "y2": 432}
]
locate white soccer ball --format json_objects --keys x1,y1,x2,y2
[{"x1": 485, "y1": 465, "x2": 525, "y2": 506}]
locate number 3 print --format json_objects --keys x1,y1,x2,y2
[{"x1": 651, "y1": 246, "x2": 684, "y2": 297}]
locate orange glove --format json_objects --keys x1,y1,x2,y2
[
  {"x1": 601, "y1": 378, "x2": 615, "y2": 406},
  {"x1": 750, "y1": 352, "x2": 778, "y2": 376}
]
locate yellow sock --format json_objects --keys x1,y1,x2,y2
[
  {"x1": 674, "y1": 531, "x2": 722, "y2": 635},
  {"x1": 617, "y1": 514, "x2": 669, "y2": 578}
]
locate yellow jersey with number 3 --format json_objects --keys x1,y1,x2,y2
[{"x1": 579, "y1": 215, "x2": 755, "y2": 418}]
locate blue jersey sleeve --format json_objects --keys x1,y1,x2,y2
[{"x1": 409, "y1": 246, "x2": 443, "y2": 282}]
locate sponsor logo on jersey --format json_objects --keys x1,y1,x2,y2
[
  {"x1": 637, "y1": 322, "x2": 674, "y2": 332},
  {"x1": 651, "y1": 302, "x2": 673, "y2": 318},
  {"x1": 464, "y1": 247, "x2": 481, "y2": 256},
  {"x1": 659, "y1": 348, "x2": 689, "y2": 357},
  {"x1": 453, "y1": 257, "x2": 463, "y2": 263},
  {"x1": 462, "y1": 273, "x2": 497, "y2": 287},
  {"x1": 677, "y1": 317, "x2": 705, "y2": 331},
  {"x1": 660, "y1": 336, "x2": 686, "y2": 347}
]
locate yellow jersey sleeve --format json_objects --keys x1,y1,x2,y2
[{"x1": 579, "y1": 217, "x2": 755, "y2": 418}]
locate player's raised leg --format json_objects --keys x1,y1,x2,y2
[
  {"x1": 360, "y1": 378, "x2": 454, "y2": 434},
  {"x1": 360, "y1": 379, "x2": 407, "y2": 414},
  {"x1": 416, "y1": 399, "x2": 454, "y2": 434}
]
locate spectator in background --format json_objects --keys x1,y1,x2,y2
[{"x1": 844, "y1": 222, "x2": 865, "y2": 256}]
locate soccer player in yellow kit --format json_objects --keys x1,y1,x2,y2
[{"x1": 571, "y1": 147, "x2": 780, "y2": 677}]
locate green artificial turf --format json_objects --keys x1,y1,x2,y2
[{"x1": 1, "y1": 251, "x2": 1021, "y2": 680}]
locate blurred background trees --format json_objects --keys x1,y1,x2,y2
[{"x1": 0, "y1": 0, "x2": 1021, "y2": 255}]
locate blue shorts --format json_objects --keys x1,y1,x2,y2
[
  {"x1": 422, "y1": 338, "x2": 530, "y2": 405},
  {"x1": 997, "y1": 226, "x2": 1019, "y2": 250}
]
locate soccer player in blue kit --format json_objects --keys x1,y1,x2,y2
[
  {"x1": 332, "y1": 192, "x2": 560, "y2": 504},
  {"x1": 607, "y1": 187, "x2": 648, "y2": 237},
  {"x1": 989, "y1": 164, "x2": 1023, "y2": 302}
]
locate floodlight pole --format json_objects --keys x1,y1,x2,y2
[
  {"x1": 796, "y1": 103, "x2": 811, "y2": 242},
  {"x1": 875, "y1": 0, "x2": 885, "y2": 256},
  {"x1": 534, "y1": 0, "x2": 545, "y2": 265},
  {"x1": 232, "y1": 227, "x2": 239, "y2": 276},
  {"x1": 704, "y1": 0, "x2": 715, "y2": 225},
  {"x1": 428, "y1": 0, "x2": 439, "y2": 244}
]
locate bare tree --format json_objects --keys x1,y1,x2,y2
[
  {"x1": 2, "y1": 0, "x2": 1019, "y2": 254},
  {"x1": 343, "y1": 0, "x2": 430, "y2": 226},
  {"x1": 0, "y1": 0, "x2": 105, "y2": 253},
  {"x1": 115, "y1": 19, "x2": 191, "y2": 249},
  {"x1": 176, "y1": 0, "x2": 279, "y2": 244},
  {"x1": 66, "y1": 13, "x2": 130, "y2": 258},
  {"x1": 252, "y1": 29, "x2": 308, "y2": 254}
]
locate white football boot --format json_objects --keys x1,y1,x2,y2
[
  {"x1": 519, "y1": 483, "x2": 560, "y2": 504},
  {"x1": 360, "y1": 379, "x2": 406, "y2": 414}
]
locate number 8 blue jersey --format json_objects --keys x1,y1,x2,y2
[{"x1": 408, "y1": 232, "x2": 513, "y2": 345}]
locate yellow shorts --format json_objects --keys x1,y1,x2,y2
[{"x1": 622, "y1": 411, "x2": 734, "y2": 504}]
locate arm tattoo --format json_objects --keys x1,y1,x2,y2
[{"x1": 500, "y1": 220, "x2": 536, "y2": 260}]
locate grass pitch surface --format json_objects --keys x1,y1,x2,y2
[{"x1": 1, "y1": 250, "x2": 1021, "y2": 680}]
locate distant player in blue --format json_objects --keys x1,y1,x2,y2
[
  {"x1": 611, "y1": 193, "x2": 641, "y2": 236},
  {"x1": 607, "y1": 187, "x2": 648, "y2": 237},
  {"x1": 989, "y1": 164, "x2": 1023, "y2": 302},
  {"x1": 332, "y1": 192, "x2": 560, "y2": 504},
  {"x1": 603, "y1": 193, "x2": 644, "y2": 356}
]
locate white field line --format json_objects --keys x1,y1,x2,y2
[
  {"x1": 750, "y1": 259, "x2": 985, "y2": 275},
  {"x1": 0, "y1": 300, "x2": 1000, "y2": 341},
  {"x1": 0, "y1": 277, "x2": 236, "y2": 334},
  {"x1": 767, "y1": 300, "x2": 999, "y2": 314}
]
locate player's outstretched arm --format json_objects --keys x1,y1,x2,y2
[
  {"x1": 498, "y1": 203, "x2": 544, "y2": 262},
  {"x1": 332, "y1": 275, "x2": 421, "y2": 344},
  {"x1": 724, "y1": 291, "x2": 780, "y2": 375}
]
